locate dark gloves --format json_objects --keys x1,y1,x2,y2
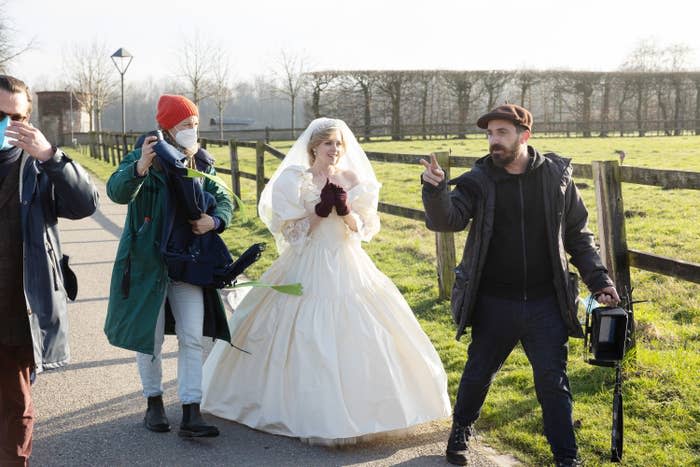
[
  {"x1": 333, "y1": 185, "x2": 351, "y2": 216},
  {"x1": 315, "y1": 179, "x2": 336, "y2": 217},
  {"x1": 315, "y1": 179, "x2": 352, "y2": 217}
]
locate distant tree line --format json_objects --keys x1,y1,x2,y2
[
  {"x1": 304, "y1": 69, "x2": 700, "y2": 140},
  {"x1": 15, "y1": 37, "x2": 699, "y2": 140}
]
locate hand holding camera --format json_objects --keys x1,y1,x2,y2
[
  {"x1": 593, "y1": 286, "x2": 621, "y2": 306},
  {"x1": 137, "y1": 134, "x2": 160, "y2": 176}
]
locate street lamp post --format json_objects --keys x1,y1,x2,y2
[{"x1": 110, "y1": 48, "x2": 133, "y2": 156}]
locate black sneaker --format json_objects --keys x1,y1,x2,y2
[
  {"x1": 446, "y1": 421, "x2": 472, "y2": 466},
  {"x1": 555, "y1": 457, "x2": 583, "y2": 467}
]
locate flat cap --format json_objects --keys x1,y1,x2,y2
[{"x1": 477, "y1": 104, "x2": 533, "y2": 131}]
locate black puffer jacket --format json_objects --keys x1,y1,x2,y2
[{"x1": 422, "y1": 147, "x2": 612, "y2": 340}]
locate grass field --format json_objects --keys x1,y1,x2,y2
[{"x1": 67, "y1": 134, "x2": 700, "y2": 466}]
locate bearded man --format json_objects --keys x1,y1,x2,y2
[{"x1": 420, "y1": 104, "x2": 619, "y2": 467}]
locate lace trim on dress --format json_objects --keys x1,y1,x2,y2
[{"x1": 281, "y1": 217, "x2": 311, "y2": 248}]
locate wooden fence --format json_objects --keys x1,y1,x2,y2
[
  {"x1": 87, "y1": 133, "x2": 700, "y2": 302},
  {"x1": 71, "y1": 117, "x2": 700, "y2": 153}
]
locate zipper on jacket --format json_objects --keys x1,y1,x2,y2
[{"x1": 519, "y1": 178, "x2": 527, "y2": 301}]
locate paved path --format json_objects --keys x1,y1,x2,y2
[{"x1": 30, "y1": 177, "x2": 520, "y2": 467}]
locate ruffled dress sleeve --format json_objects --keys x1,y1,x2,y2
[
  {"x1": 346, "y1": 179, "x2": 381, "y2": 242},
  {"x1": 270, "y1": 166, "x2": 318, "y2": 252}
]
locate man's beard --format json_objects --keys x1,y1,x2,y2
[{"x1": 490, "y1": 141, "x2": 520, "y2": 168}]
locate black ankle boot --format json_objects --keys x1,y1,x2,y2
[
  {"x1": 179, "y1": 403, "x2": 219, "y2": 438},
  {"x1": 144, "y1": 395, "x2": 170, "y2": 432},
  {"x1": 555, "y1": 457, "x2": 583, "y2": 467},
  {"x1": 446, "y1": 421, "x2": 473, "y2": 466}
]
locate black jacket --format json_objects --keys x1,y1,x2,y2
[
  {"x1": 20, "y1": 150, "x2": 98, "y2": 371},
  {"x1": 479, "y1": 148, "x2": 555, "y2": 300},
  {"x1": 422, "y1": 147, "x2": 613, "y2": 340}
]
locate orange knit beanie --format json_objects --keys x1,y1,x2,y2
[{"x1": 156, "y1": 94, "x2": 198, "y2": 129}]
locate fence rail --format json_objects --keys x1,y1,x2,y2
[{"x1": 67, "y1": 118, "x2": 700, "y2": 149}]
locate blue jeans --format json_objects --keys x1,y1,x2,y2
[
  {"x1": 453, "y1": 294, "x2": 577, "y2": 462},
  {"x1": 137, "y1": 280, "x2": 205, "y2": 404}
]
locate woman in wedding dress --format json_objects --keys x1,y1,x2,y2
[{"x1": 201, "y1": 117, "x2": 450, "y2": 444}]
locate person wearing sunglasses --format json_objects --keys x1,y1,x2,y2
[{"x1": 0, "y1": 74, "x2": 98, "y2": 466}]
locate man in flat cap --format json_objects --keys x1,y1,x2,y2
[{"x1": 420, "y1": 104, "x2": 619, "y2": 466}]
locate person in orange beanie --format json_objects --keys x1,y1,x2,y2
[{"x1": 104, "y1": 94, "x2": 233, "y2": 438}]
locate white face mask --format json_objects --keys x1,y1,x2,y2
[{"x1": 174, "y1": 128, "x2": 198, "y2": 149}]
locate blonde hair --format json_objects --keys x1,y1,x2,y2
[{"x1": 307, "y1": 124, "x2": 345, "y2": 165}]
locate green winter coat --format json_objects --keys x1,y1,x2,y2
[{"x1": 104, "y1": 147, "x2": 233, "y2": 355}]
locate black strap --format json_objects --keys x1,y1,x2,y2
[{"x1": 610, "y1": 364, "x2": 624, "y2": 462}]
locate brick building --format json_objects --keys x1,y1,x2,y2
[{"x1": 36, "y1": 91, "x2": 90, "y2": 146}]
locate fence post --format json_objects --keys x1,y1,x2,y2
[
  {"x1": 92, "y1": 132, "x2": 100, "y2": 159},
  {"x1": 592, "y1": 160, "x2": 635, "y2": 351},
  {"x1": 434, "y1": 151, "x2": 456, "y2": 300},
  {"x1": 107, "y1": 134, "x2": 113, "y2": 165},
  {"x1": 121, "y1": 133, "x2": 128, "y2": 162},
  {"x1": 101, "y1": 133, "x2": 110, "y2": 164},
  {"x1": 110, "y1": 134, "x2": 117, "y2": 166},
  {"x1": 255, "y1": 140, "x2": 265, "y2": 207},
  {"x1": 118, "y1": 133, "x2": 124, "y2": 164},
  {"x1": 88, "y1": 132, "x2": 95, "y2": 158},
  {"x1": 229, "y1": 139, "x2": 241, "y2": 203},
  {"x1": 264, "y1": 127, "x2": 270, "y2": 143}
]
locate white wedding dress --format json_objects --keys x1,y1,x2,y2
[{"x1": 201, "y1": 165, "x2": 451, "y2": 443}]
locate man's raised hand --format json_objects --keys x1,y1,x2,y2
[{"x1": 420, "y1": 153, "x2": 445, "y2": 186}]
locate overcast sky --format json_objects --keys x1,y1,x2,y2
[{"x1": 7, "y1": 0, "x2": 700, "y2": 90}]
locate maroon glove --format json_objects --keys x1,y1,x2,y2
[
  {"x1": 315, "y1": 179, "x2": 336, "y2": 217},
  {"x1": 333, "y1": 185, "x2": 351, "y2": 216}
]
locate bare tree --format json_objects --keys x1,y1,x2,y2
[
  {"x1": 514, "y1": 70, "x2": 540, "y2": 107},
  {"x1": 442, "y1": 71, "x2": 479, "y2": 139},
  {"x1": 375, "y1": 71, "x2": 409, "y2": 141},
  {"x1": 176, "y1": 34, "x2": 217, "y2": 106},
  {"x1": 412, "y1": 71, "x2": 437, "y2": 139},
  {"x1": 64, "y1": 40, "x2": 118, "y2": 134},
  {"x1": 274, "y1": 50, "x2": 308, "y2": 137},
  {"x1": 652, "y1": 74, "x2": 672, "y2": 135},
  {"x1": 557, "y1": 72, "x2": 602, "y2": 137},
  {"x1": 210, "y1": 50, "x2": 234, "y2": 140},
  {"x1": 614, "y1": 74, "x2": 635, "y2": 136},
  {"x1": 478, "y1": 70, "x2": 511, "y2": 111},
  {"x1": 600, "y1": 74, "x2": 613, "y2": 137},
  {"x1": 620, "y1": 39, "x2": 664, "y2": 136},
  {"x1": 348, "y1": 71, "x2": 377, "y2": 141},
  {"x1": 665, "y1": 44, "x2": 693, "y2": 135},
  {"x1": 0, "y1": 1, "x2": 34, "y2": 72},
  {"x1": 307, "y1": 71, "x2": 337, "y2": 119}
]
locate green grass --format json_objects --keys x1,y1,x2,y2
[{"x1": 67, "y1": 135, "x2": 700, "y2": 467}]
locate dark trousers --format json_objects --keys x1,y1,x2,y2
[
  {"x1": 453, "y1": 295, "x2": 577, "y2": 462},
  {"x1": 0, "y1": 343, "x2": 34, "y2": 467}
]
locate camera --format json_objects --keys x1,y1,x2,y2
[
  {"x1": 586, "y1": 305, "x2": 632, "y2": 366},
  {"x1": 583, "y1": 290, "x2": 636, "y2": 462}
]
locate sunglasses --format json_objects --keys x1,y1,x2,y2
[{"x1": 0, "y1": 111, "x2": 27, "y2": 122}]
